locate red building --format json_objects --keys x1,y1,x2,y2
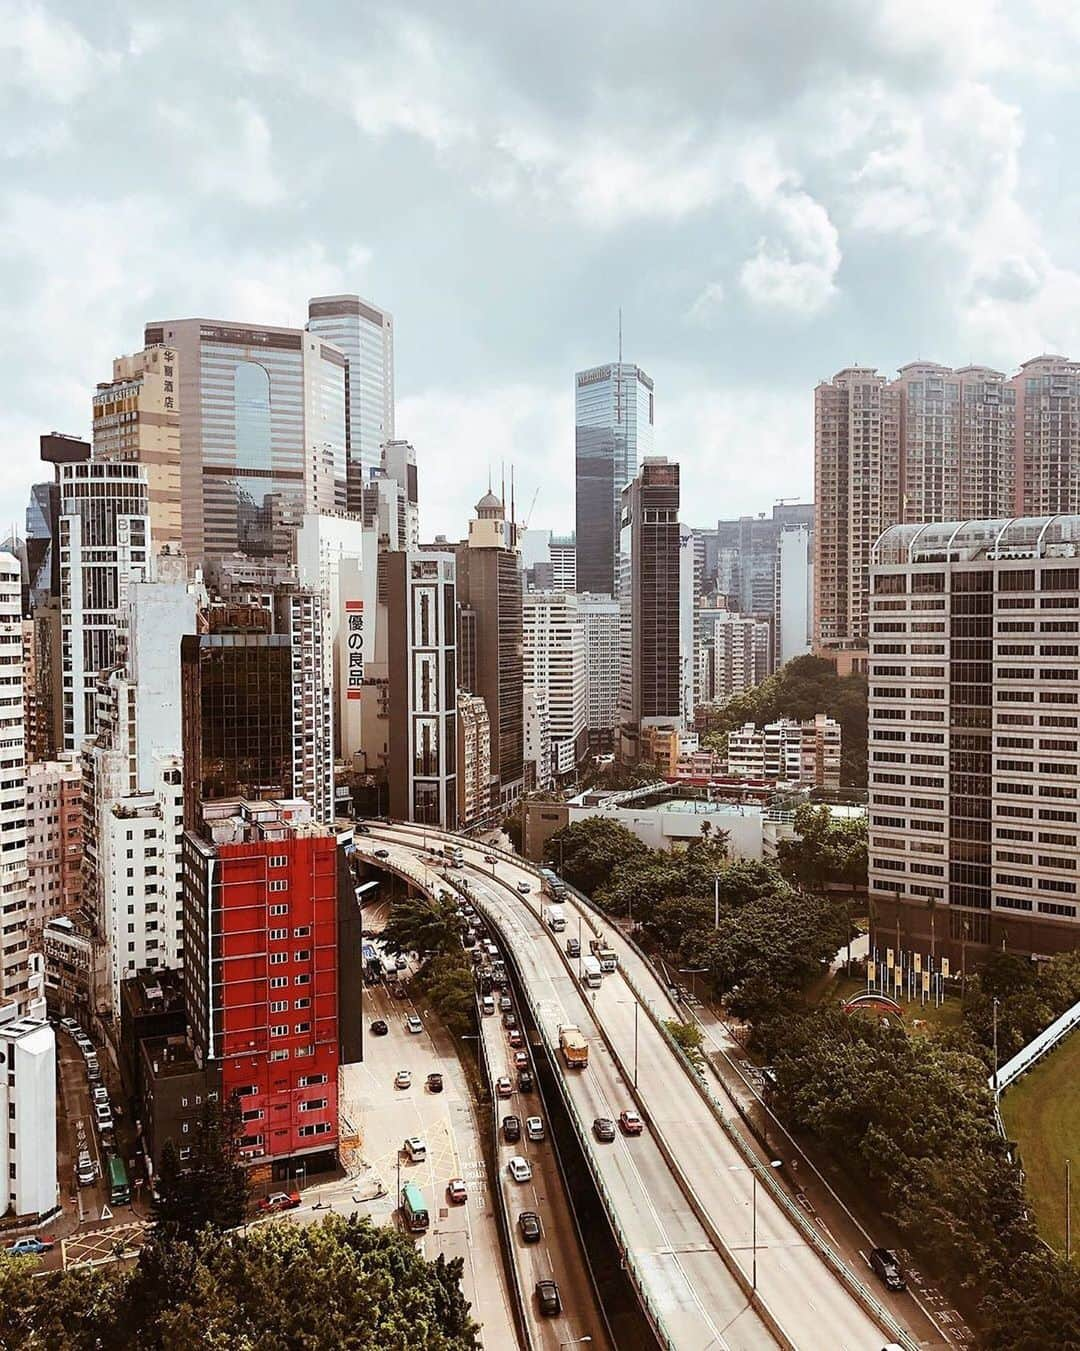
[{"x1": 183, "y1": 798, "x2": 341, "y2": 1178}]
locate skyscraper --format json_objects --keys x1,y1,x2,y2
[
  {"x1": 1015, "y1": 355, "x2": 1080, "y2": 515},
  {"x1": 143, "y1": 317, "x2": 347, "y2": 565},
  {"x1": 578, "y1": 593, "x2": 620, "y2": 750},
  {"x1": 307, "y1": 295, "x2": 394, "y2": 513},
  {"x1": 575, "y1": 362, "x2": 654, "y2": 595},
  {"x1": 455, "y1": 490, "x2": 524, "y2": 809},
  {"x1": 0, "y1": 553, "x2": 35, "y2": 1016},
  {"x1": 522, "y1": 591, "x2": 587, "y2": 783},
  {"x1": 617, "y1": 457, "x2": 682, "y2": 762}
]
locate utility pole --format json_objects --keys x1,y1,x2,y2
[
  {"x1": 633, "y1": 1002, "x2": 639, "y2": 1090},
  {"x1": 993, "y1": 996, "x2": 1001, "y2": 1098},
  {"x1": 1068, "y1": 1159, "x2": 1072, "y2": 1263},
  {"x1": 714, "y1": 874, "x2": 720, "y2": 930}
]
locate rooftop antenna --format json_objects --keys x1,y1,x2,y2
[
  {"x1": 500, "y1": 461, "x2": 506, "y2": 511},
  {"x1": 510, "y1": 464, "x2": 516, "y2": 525}
]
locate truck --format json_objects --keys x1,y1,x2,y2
[
  {"x1": 589, "y1": 938, "x2": 617, "y2": 973},
  {"x1": 559, "y1": 1025, "x2": 589, "y2": 1069},
  {"x1": 539, "y1": 867, "x2": 568, "y2": 901},
  {"x1": 581, "y1": 955, "x2": 603, "y2": 988},
  {"x1": 543, "y1": 904, "x2": 567, "y2": 933}
]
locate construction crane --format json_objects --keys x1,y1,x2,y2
[{"x1": 520, "y1": 485, "x2": 540, "y2": 532}]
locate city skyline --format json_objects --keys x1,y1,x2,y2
[{"x1": 7, "y1": 4, "x2": 1080, "y2": 543}]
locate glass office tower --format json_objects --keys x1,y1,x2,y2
[{"x1": 574, "y1": 362, "x2": 654, "y2": 596}]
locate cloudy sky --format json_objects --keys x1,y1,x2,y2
[{"x1": 4, "y1": 1, "x2": 1080, "y2": 540}]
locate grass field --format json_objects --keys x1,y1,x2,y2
[{"x1": 1001, "y1": 1029, "x2": 1080, "y2": 1256}]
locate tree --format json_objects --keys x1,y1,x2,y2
[
  {"x1": 775, "y1": 804, "x2": 867, "y2": 893},
  {"x1": 414, "y1": 952, "x2": 477, "y2": 1037},
  {"x1": 543, "y1": 817, "x2": 649, "y2": 896},
  {"x1": 381, "y1": 892, "x2": 464, "y2": 958},
  {"x1": 152, "y1": 1095, "x2": 249, "y2": 1241}
]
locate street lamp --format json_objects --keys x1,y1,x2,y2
[
  {"x1": 559, "y1": 1339, "x2": 592, "y2": 1348},
  {"x1": 992, "y1": 995, "x2": 1001, "y2": 1098},
  {"x1": 679, "y1": 967, "x2": 708, "y2": 1006},
  {"x1": 729, "y1": 1159, "x2": 783, "y2": 1291},
  {"x1": 714, "y1": 874, "x2": 721, "y2": 929}
]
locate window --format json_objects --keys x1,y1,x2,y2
[
  {"x1": 298, "y1": 1122, "x2": 331, "y2": 1137},
  {"x1": 269, "y1": 1024, "x2": 288, "y2": 1037},
  {"x1": 293, "y1": 926, "x2": 311, "y2": 938},
  {"x1": 270, "y1": 904, "x2": 288, "y2": 916},
  {"x1": 299, "y1": 1073, "x2": 328, "y2": 1087},
  {"x1": 269, "y1": 1049, "x2": 289, "y2": 1062},
  {"x1": 269, "y1": 855, "x2": 288, "y2": 868},
  {"x1": 294, "y1": 973, "x2": 310, "y2": 985},
  {"x1": 294, "y1": 997, "x2": 311, "y2": 1009},
  {"x1": 294, "y1": 950, "x2": 311, "y2": 961},
  {"x1": 294, "y1": 1021, "x2": 311, "y2": 1034},
  {"x1": 299, "y1": 1098, "x2": 327, "y2": 1112},
  {"x1": 270, "y1": 975, "x2": 288, "y2": 988},
  {"x1": 269, "y1": 952, "x2": 288, "y2": 965},
  {"x1": 268, "y1": 928, "x2": 287, "y2": 941},
  {"x1": 269, "y1": 880, "x2": 288, "y2": 892},
  {"x1": 270, "y1": 1000, "x2": 287, "y2": 1013}
]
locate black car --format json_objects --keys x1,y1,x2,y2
[
  {"x1": 518, "y1": 1210, "x2": 542, "y2": 1244},
  {"x1": 426, "y1": 1072, "x2": 444, "y2": 1093},
  {"x1": 370, "y1": 1019, "x2": 389, "y2": 1036},
  {"x1": 566, "y1": 937, "x2": 581, "y2": 957},
  {"x1": 502, "y1": 1114, "x2": 521, "y2": 1142},
  {"x1": 517, "y1": 1070, "x2": 534, "y2": 1093},
  {"x1": 869, "y1": 1247, "x2": 906, "y2": 1292},
  {"x1": 536, "y1": 1280, "x2": 561, "y2": 1316},
  {"x1": 502, "y1": 1011, "x2": 517, "y2": 1029},
  {"x1": 592, "y1": 1116, "x2": 616, "y2": 1142},
  {"x1": 374, "y1": 848, "x2": 390, "y2": 859},
  {"x1": 356, "y1": 823, "x2": 371, "y2": 835}
]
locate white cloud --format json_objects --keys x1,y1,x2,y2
[
  {"x1": 157, "y1": 99, "x2": 284, "y2": 208},
  {"x1": 0, "y1": 1, "x2": 110, "y2": 101},
  {"x1": 687, "y1": 282, "x2": 726, "y2": 324}
]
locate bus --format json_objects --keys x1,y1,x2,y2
[
  {"x1": 443, "y1": 844, "x2": 464, "y2": 868},
  {"x1": 581, "y1": 954, "x2": 603, "y2": 988},
  {"x1": 401, "y1": 1180, "x2": 430, "y2": 1233},
  {"x1": 539, "y1": 867, "x2": 567, "y2": 900},
  {"x1": 107, "y1": 1155, "x2": 131, "y2": 1206}
]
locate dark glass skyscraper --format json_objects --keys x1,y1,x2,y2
[{"x1": 574, "y1": 362, "x2": 654, "y2": 596}]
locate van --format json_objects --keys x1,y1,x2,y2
[{"x1": 403, "y1": 1136, "x2": 427, "y2": 1162}]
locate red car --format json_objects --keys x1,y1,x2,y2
[
  {"x1": 257, "y1": 1190, "x2": 301, "y2": 1213},
  {"x1": 507, "y1": 1028, "x2": 524, "y2": 1048},
  {"x1": 495, "y1": 1075, "x2": 513, "y2": 1098},
  {"x1": 447, "y1": 1178, "x2": 467, "y2": 1204},
  {"x1": 619, "y1": 1110, "x2": 644, "y2": 1136}
]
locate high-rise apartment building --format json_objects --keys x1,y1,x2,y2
[
  {"x1": 457, "y1": 693, "x2": 491, "y2": 829},
  {"x1": 455, "y1": 491, "x2": 524, "y2": 809},
  {"x1": 361, "y1": 441, "x2": 419, "y2": 552},
  {"x1": 0, "y1": 555, "x2": 36, "y2": 1016},
  {"x1": 575, "y1": 362, "x2": 655, "y2": 595},
  {"x1": 183, "y1": 799, "x2": 344, "y2": 1173},
  {"x1": 0, "y1": 1013, "x2": 56, "y2": 1219},
  {"x1": 726, "y1": 715, "x2": 841, "y2": 788},
  {"x1": 774, "y1": 524, "x2": 813, "y2": 669},
  {"x1": 868, "y1": 515, "x2": 1080, "y2": 961},
  {"x1": 523, "y1": 686, "x2": 551, "y2": 791},
  {"x1": 696, "y1": 608, "x2": 771, "y2": 707},
  {"x1": 523, "y1": 591, "x2": 587, "y2": 783},
  {"x1": 617, "y1": 457, "x2": 682, "y2": 762},
  {"x1": 578, "y1": 593, "x2": 620, "y2": 750},
  {"x1": 387, "y1": 550, "x2": 458, "y2": 828},
  {"x1": 92, "y1": 344, "x2": 182, "y2": 550},
  {"x1": 58, "y1": 461, "x2": 151, "y2": 750},
  {"x1": 307, "y1": 295, "x2": 394, "y2": 513},
  {"x1": 1015, "y1": 355, "x2": 1080, "y2": 515},
  {"x1": 25, "y1": 756, "x2": 82, "y2": 938},
  {"x1": 143, "y1": 318, "x2": 347, "y2": 565}
]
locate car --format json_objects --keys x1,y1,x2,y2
[
  {"x1": 370, "y1": 1019, "x2": 388, "y2": 1036},
  {"x1": 592, "y1": 1117, "x2": 616, "y2": 1142},
  {"x1": 516, "y1": 881, "x2": 531, "y2": 894},
  {"x1": 6, "y1": 1236, "x2": 55, "y2": 1256},
  {"x1": 502, "y1": 1010, "x2": 517, "y2": 1029},
  {"x1": 513, "y1": 1050, "x2": 529, "y2": 1070},
  {"x1": 76, "y1": 1152, "x2": 96, "y2": 1186},
  {"x1": 395, "y1": 1068, "x2": 412, "y2": 1089},
  {"x1": 426, "y1": 1072, "x2": 443, "y2": 1093},
  {"x1": 257, "y1": 1191, "x2": 301, "y2": 1213},
  {"x1": 566, "y1": 937, "x2": 581, "y2": 957},
  {"x1": 502, "y1": 1115, "x2": 521, "y2": 1143},
  {"x1": 355, "y1": 823, "x2": 371, "y2": 835},
  {"x1": 499, "y1": 994, "x2": 513, "y2": 1012},
  {"x1": 447, "y1": 1178, "x2": 468, "y2": 1204},
  {"x1": 92, "y1": 1086, "x2": 109, "y2": 1105},
  {"x1": 517, "y1": 1210, "x2": 542, "y2": 1243},
  {"x1": 99, "y1": 1128, "x2": 116, "y2": 1153},
  {"x1": 403, "y1": 1136, "x2": 427, "y2": 1162},
  {"x1": 517, "y1": 1070, "x2": 534, "y2": 1093},
  {"x1": 619, "y1": 1109, "x2": 644, "y2": 1136},
  {"x1": 75, "y1": 1035, "x2": 92, "y2": 1051},
  {"x1": 526, "y1": 1116, "x2": 545, "y2": 1142},
  {"x1": 390, "y1": 983, "x2": 410, "y2": 998},
  {"x1": 483, "y1": 854, "x2": 497, "y2": 864},
  {"x1": 405, "y1": 1015, "x2": 423, "y2": 1034},
  {"x1": 481, "y1": 995, "x2": 495, "y2": 1015},
  {"x1": 395, "y1": 954, "x2": 408, "y2": 971},
  {"x1": 507, "y1": 1155, "x2": 532, "y2": 1183},
  {"x1": 869, "y1": 1247, "x2": 907, "y2": 1292},
  {"x1": 95, "y1": 1105, "x2": 114, "y2": 1130},
  {"x1": 508, "y1": 1029, "x2": 524, "y2": 1049},
  {"x1": 495, "y1": 1075, "x2": 513, "y2": 1098},
  {"x1": 462, "y1": 931, "x2": 476, "y2": 948},
  {"x1": 373, "y1": 848, "x2": 390, "y2": 859},
  {"x1": 61, "y1": 1017, "x2": 79, "y2": 1033},
  {"x1": 536, "y1": 1279, "x2": 561, "y2": 1316}
]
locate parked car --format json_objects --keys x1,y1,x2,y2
[
  {"x1": 6, "y1": 1237, "x2": 55, "y2": 1256},
  {"x1": 395, "y1": 1068, "x2": 412, "y2": 1089},
  {"x1": 257, "y1": 1191, "x2": 301, "y2": 1214},
  {"x1": 61, "y1": 1018, "x2": 80, "y2": 1034},
  {"x1": 95, "y1": 1103, "x2": 114, "y2": 1130},
  {"x1": 517, "y1": 1210, "x2": 542, "y2": 1243},
  {"x1": 619, "y1": 1110, "x2": 644, "y2": 1136},
  {"x1": 483, "y1": 853, "x2": 497, "y2": 864},
  {"x1": 370, "y1": 1019, "x2": 388, "y2": 1036},
  {"x1": 92, "y1": 1086, "x2": 109, "y2": 1105},
  {"x1": 502, "y1": 1115, "x2": 521, "y2": 1143},
  {"x1": 536, "y1": 1280, "x2": 561, "y2": 1316},
  {"x1": 76, "y1": 1152, "x2": 96, "y2": 1186},
  {"x1": 495, "y1": 1076, "x2": 513, "y2": 1098},
  {"x1": 870, "y1": 1247, "x2": 907, "y2": 1292},
  {"x1": 426, "y1": 1072, "x2": 443, "y2": 1093},
  {"x1": 517, "y1": 1070, "x2": 534, "y2": 1093},
  {"x1": 566, "y1": 937, "x2": 580, "y2": 957},
  {"x1": 373, "y1": 848, "x2": 390, "y2": 859},
  {"x1": 447, "y1": 1178, "x2": 467, "y2": 1204},
  {"x1": 526, "y1": 1116, "x2": 545, "y2": 1142},
  {"x1": 403, "y1": 1136, "x2": 426, "y2": 1162},
  {"x1": 406, "y1": 1014, "x2": 423, "y2": 1034},
  {"x1": 516, "y1": 881, "x2": 530, "y2": 894},
  {"x1": 507, "y1": 1155, "x2": 532, "y2": 1183},
  {"x1": 592, "y1": 1117, "x2": 616, "y2": 1142},
  {"x1": 499, "y1": 994, "x2": 513, "y2": 1012}
]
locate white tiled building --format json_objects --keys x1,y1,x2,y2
[
  {"x1": 0, "y1": 1012, "x2": 56, "y2": 1219},
  {"x1": 523, "y1": 591, "x2": 587, "y2": 783}
]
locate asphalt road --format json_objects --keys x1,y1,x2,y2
[{"x1": 369, "y1": 821, "x2": 929, "y2": 1351}]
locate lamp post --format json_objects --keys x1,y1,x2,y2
[
  {"x1": 729, "y1": 1159, "x2": 783, "y2": 1291},
  {"x1": 714, "y1": 874, "x2": 720, "y2": 929},
  {"x1": 992, "y1": 995, "x2": 1001, "y2": 1098},
  {"x1": 559, "y1": 1339, "x2": 592, "y2": 1348}
]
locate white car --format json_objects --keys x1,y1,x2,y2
[
  {"x1": 406, "y1": 1014, "x2": 423, "y2": 1034},
  {"x1": 526, "y1": 1116, "x2": 545, "y2": 1142},
  {"x1": 507, "y1": 1155, "x2": 532, "y2": 1183},
  {"x1": 403, "y1": 1136, "x2": 427, "y2": 1162},
  {"x1": 394, "y1": 1068, "x2": 412, "y2": 1089},
  {"x1": 76, "y1": 1152, "x2": 96, "y2": 1187},
  {"x1": 516, "y1": 881, "x2": 530, "y2": 894}
]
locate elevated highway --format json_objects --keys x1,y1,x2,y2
[{"x1": 361, "y1": 821, "x2": 926, "y2": 1351}]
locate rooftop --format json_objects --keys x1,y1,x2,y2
[{"x1": 875, "y1": 515, "x2": 1080, "y2": 566}]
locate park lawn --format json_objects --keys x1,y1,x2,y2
[
  {"x1": 813, "y1": 971, "x2": 963, "y2": 1036},
  {"x1": 1001, "y1": 1028, "x2": 1080, "y2": 1256}
]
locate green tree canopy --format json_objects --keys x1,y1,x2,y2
[
  {"x1": 380, "y1": 893, "x2": 464, "y2": 958},
  {"x1": 414, "y1": 952, "x2": 478, "y2": 1038},
  {"x1": 3, "y1": 1214, "x2": 479, "y2": 1350},
  {"x1": 543, "y1": 817, "x2": 650, "y2": 896},
  {"x1": 775, "y1": 803, "x2": 867, "y2": 893},
  {"x1": 152, "y1": 1095, "x2": 249, "y2": 1242}
]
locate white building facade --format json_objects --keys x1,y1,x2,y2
[
  {"x1": 579, "y1": 593, "x2": 620, "y2": 745},
  {"x1": 0, "y1": 1013, "x2": 56, "y2": 1219},
  {"x1": 523, "y1": 591, "x2": 587, "y2": 782},
  {"x1": 0, "y1": 554, "x2": 36, "y2": 1016},
  {"x1": 774, "y1": 523, "x2": 813, "y2": 668}
]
